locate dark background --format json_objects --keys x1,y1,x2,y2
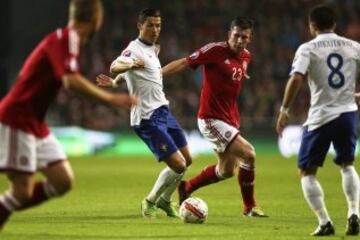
[{"x1": 1, "y1": 0, "x2": 359, "y2": 134}]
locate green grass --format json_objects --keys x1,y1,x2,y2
[{"x1": 0, "y1": 151, "x2": 359, "y2": 239}]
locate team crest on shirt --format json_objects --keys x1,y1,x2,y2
[
  {"x1": 160, "y1": 144, "x2": 168, "y2": 152},
  {"x1": 122, "y1": 50, "x2": 131, "y2": 57},
  {"x1": 190, "y1": 51, "x2": 200, "y2": 60},
  {"x1": 224, "y1": 59, "x2": 230, "y2": 64},
  {"x1": 225, "y1": 131, "x2": 232, "y2": 139},
  {"x1": 19, "y1": 156, "x2": 29, "y2": 166}
]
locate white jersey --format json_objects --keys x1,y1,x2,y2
[
  {"x1": 112, "y1": 39, "x2": 169, "y2": 126},
  {"x1": 290, "y1": 33, "x2": 360, "y2": 131}
]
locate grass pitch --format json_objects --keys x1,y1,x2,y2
[{"x1": 0, "y1": 150, "x2": 358, "y2": 239}]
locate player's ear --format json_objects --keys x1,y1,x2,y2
[{"x1": 137, "y1": 22, "x2": 142, "y2": 32}]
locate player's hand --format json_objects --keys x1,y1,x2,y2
[
  {"x1": 355, "y1": 92, "x2": 360, "y2": 106},
  {"x1": 276, "y1": 112, "x2": 289, "y2": 138},
  {"x1": 110, "y1": 94, "x2": 138, "y2": 109},
  {"x1": 96, "y1": 74, "x2": 113, "y2": 87},
  {"x1": 132, "y1": 59, "x2": 145, "y2": 68}
]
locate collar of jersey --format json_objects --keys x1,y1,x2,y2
[
  {"x1": 137, "y1": 38, "x2": 153, "y2": 47},
  {"x1": 315, "y1": 32, "x2": 337, "y2": 40}
]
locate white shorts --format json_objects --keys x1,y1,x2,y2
[
  {"x1": 197, "y1": 118, "x2": 239, "y2": 153},
  {"x1": 0, "y1": 123, "x2": 66, "y2": 173}
]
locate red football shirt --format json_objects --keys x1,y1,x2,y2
[
  {"x1": 0, "y1": 27, "x2": 80, "y2": 138},
  {"x1": 186, "y1": 42, "x2": 251, "y2": 128}
]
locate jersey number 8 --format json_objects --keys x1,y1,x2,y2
[{"x1": 327, "y1": 53, "x2": 345, "y2": 89}]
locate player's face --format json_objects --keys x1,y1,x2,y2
[
  {"x1": 138, "y1": 17, "x2": 161, "y2": 44},
  {"x1": 228, "y1": 27, "x2": 252, "y2": 54}
]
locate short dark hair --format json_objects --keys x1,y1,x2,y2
[
  {"x1": 138, "y1": 8, "x2": 161, "y2": 23},
  {"x1": 230, "y1": 17, "x2": 254, "y2": 30},
  {"x1": 69, "y1": 0, "x2": 102, "y2": 22},
  {"x1": 309, "y1": 5, "x2": 336, "y2": 30}
]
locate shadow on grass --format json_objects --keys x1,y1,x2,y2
[{"x1": 3, "y1": 232, "x2": 217, "y2": 240}]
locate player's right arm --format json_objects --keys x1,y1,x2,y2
[
  {"x1": 162, "y1": 58, "x2": 189, "y2": 78},
  {"x1": 110, "y1": 49, "x2": 145, "y2": 74},
  {"x1": 276, "y1": 43, "x2": 309, "y2": 137},
  {"x1": 163, "y1": 43, "x2": 223, "y2": 78},
  {"x1": 62, "y1": 74, "x2": 137, "y2": 109}
]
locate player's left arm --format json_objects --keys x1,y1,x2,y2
[
  {"x1": 162, "y1": 58, "x2": 189, "y2": 78},
  {"x1": 276, "y1": 73, "x2": 304, "y2": 137}
]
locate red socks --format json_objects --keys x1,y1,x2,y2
[
  {"x1": 20, "y1": 181, "x2": 50, "y2": 210},
  {"x1": 0, "y1": 192, "x2": 21, "y2": 229},
  {"x1": 0, "y1": 202, "x2": 12, "y2": 229},
  {"x1": 185, "y1": 165, "x2": 222, "y2": 194},
  {"x1": 238, "y1": 166, "x2": 256, "y2": 213}
]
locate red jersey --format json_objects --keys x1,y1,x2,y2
[
  {"x1": 0, "y1": 27, "x2": 80, "y2": 138},
  {"x1": 186, "y1": 42, "x2": 251, "y2": 128}
]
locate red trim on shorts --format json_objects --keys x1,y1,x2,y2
[
  {"x1": 204, "y1": 119, "x2": 228, "y2": 145},
  {"x1": 0, "y1": 168, "x2": 35, "y2": 174},
  {"x1": 224, "y1": 132, "x2": 240, "y2": 152}
]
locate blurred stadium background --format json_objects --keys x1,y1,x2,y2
[{"x1": 1, "y1": 0, "x2": 360, "y2": 156}]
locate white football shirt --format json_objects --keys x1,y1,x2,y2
[
  {"x1": 112, "y1": 39, "x2": 169, "y2": 126},
  {"x1": 290, "y1": 33, "x2": 360, "y2": 130}
]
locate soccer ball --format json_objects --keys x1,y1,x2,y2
[{"x1": 179, "y1": 197, "x2": 208, "y2": 223}]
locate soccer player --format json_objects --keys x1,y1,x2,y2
[
  {"x1": 276, "y1": 5, "x2": 360, "y2": 236},
  {"x1": 96, "y1": 8, "x2": 192, "y2": 219},
  {"x1": 0, "y1": 0, "x2": 137, "y2": 230},
  {"x1": 161, "y1": 17, "x2": 267, "y2": 217}
]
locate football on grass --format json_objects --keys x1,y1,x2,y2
[{"x1": 179, "y1": 197, "x2": 208, "y2": 223}]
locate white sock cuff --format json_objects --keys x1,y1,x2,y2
[
  {"x1": 0, "y1": 192, "x2": 21, "y2": 211},
  {"x1": 239, "y1": 162, "x2": 254, "y2": 171},
  {"x1": 43, "y1": 182, "x2": 59, "y2": 198},
  {"x1": 215, "y1": 164, "x2": 226, "y2": 179},
  {"x1": 341, "y1": 165, "x2": 356, "y2": 174}
]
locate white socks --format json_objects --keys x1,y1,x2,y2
[
  {"x1": 301, "y1": 175, "x2": 331, "y2": 226},
  {"x1": 341, "y1": 165, "x2": 360, "y2": 218},
  {"x1": 160, "y1": 172, "x2": 184, "y2": 202},
  {"x1": 146, "y1": 166, "x2": 184, "y2": 203}
]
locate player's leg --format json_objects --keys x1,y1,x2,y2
[
  {"x1": 179, "y1": 119, "x2": 237, "y2": 204},
  {"x1": 160, "y1": 116, "x2": 192, "y2": 205},
  {"x1": 340, "y1": 163, "x2": 360, "y2": 235},
  {"x1": 332, "y1": 111, "x2": 359, "y2": 235},
  {"x1": 19, "y1": 133, "x2": 74, "y2": 210},
  {"x1": 160, "y1": 146, "x2": 190, "y2": 202},
  {"x1": 0, "y1": 172, "x2": 34, "y2": 230},
  {"x1": 0, "y1": 124, "x2": 37, "y2": 229},
  {"x1": 298, "y1": 125, "x2": 334, "y2": 236},
  {"x1": 134, "y1": 108, "x2": 186, "y2": 218},
  {"x1": 224, "y1": 135, "x2": 262, "y2": 216}
]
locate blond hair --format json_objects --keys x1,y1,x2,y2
[{"x1": 69, "y1": 0, "x2": 102, "y2": 22}]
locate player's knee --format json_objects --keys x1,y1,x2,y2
[
  {"x1": 53, "y1": 175, "x2": 74, "y2": 196},
  {"x1": 174, "y1": 162, "x2": 187, "y2": 174},
  {"x1": 244, "y1": 148, "x2": 256, "y2": 164},
  {"x1": 220, "y1": 166, "x2": 234, "y2": 178},
  {"x1": 222, "y1": 170, "x2": 234, "y2": 178},
  {"x1": 185, "y1": 156, "x2": 192, "y2": 167}
]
